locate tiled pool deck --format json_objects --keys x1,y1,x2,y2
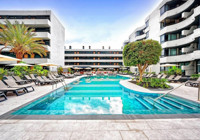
[{"x1": 0, "y1": 75, "x2": 200, "y2": 140}]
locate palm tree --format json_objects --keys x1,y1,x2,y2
[
  {"x1": 0, "y1": 20, "x2": 47, "y2": 59},
  {"x1": 0, "y1": 24, "x2": 13, "y2": 53}
]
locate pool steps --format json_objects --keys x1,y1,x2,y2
[{"x1": 135, "y1": 97, "x2": 152, "y2": 110}]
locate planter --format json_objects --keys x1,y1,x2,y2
[
  {"x1": 31, "y1": 54, "x2": 35, "y2": 58},
  {"x1": 24, "y1": 54, "x2": 28, "y2": 58}
]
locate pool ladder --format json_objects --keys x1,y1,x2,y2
[{"x1": 153, "y1": 81, "x2": 188, "y2": 107}]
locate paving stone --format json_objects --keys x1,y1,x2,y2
[
  {"x1": 43, "y1": 132, "x2": 72, "y2": 140},
  {"x1": 96, "y1": 131, "x2": 122, "y2": 140},
  {"x1": 127, "y1": 122, "x2": 152, "y2": 130},
  {"x1": 22, "y1": 132, "x2": 47, "y2": 140},
  {"x1": 143, "y1": 129, "x2": 174, "y2": 140},
  {"x1": 120, "y1": 131, "x2": 148, "y2": 140}
]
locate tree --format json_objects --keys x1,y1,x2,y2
[
  {"x1": 0, "y1": 20, "x2": 47, "y2": 60},
  {"x1": 123, "y1": 39, "x2": 162, "y2": 82}
]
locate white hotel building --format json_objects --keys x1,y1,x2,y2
[
  {"x1": 64, "y1": 46, "x2": 123, "y2": 69},
  {"x1": 127, "y1": 0, "x2": 200, "y2": 76},
  {"x1": 0, "y1": 10, "x2": 65, "y2": 69}
]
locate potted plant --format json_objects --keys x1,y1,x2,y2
[{"x1": 0, "y1": 68, "x2": 8, "y2": 80}]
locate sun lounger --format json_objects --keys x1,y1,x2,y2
[
  {"x1": 74, "y1": 72, "x2": 81, "y2": 76},
  {"x1": 0, "y1": 91, "x2": 7, "y2": 102},
  {"x1": 47, "y1": 74, "x2": 60, "y2": 83},
  {"x1": 13, "y1": 76, "x2": 29, "y2": 84},
  {"x1": 25, "y1": 75, "x2": 36, "y2": 82},
  {"x1": 30, "y1": 74, "x2": 37, "y2": 80},
  {"x1": 145, "y1": 74, "x2": 153, "y2": 78},
  {"x1": 0, "y1": 80, "x2": 26, "y2": 96},
  {"x1": 4, "y1": 79, "x2": 34, "y2": 93},
  {"x1": 169, "y1": 75, "x2": 182, "y2": 82},
  {"x1": 185, "y1": 77, "x2": 200, "y2": 87},
  {"x1": 35, "y1": 76, "x2": 51, "y2": 85},
  {"x1": 62, "y1": 73, "x2": 74, "y2": 78},
  {"x1": 161, "y1": 74, "x2": 167, "y2": 79},
  {"x1": 157, "y1": 74, "x2": 163, "y2": 78},
  {"x1": 51, "y1": 74, "x2": 64, "y2": 81},
  {"x1": 144, "y1": 74, "x2": 150, "y2": 78},
  {"x1": 167, "y1": 75, "x2": 175, "y2": 81},
  {"x1": 41, "y1": 76, "x2": 56, "y2": 84}
]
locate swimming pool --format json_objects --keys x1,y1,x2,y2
[{"x1": 12, "y1": 75, "x2": 200, "y2": 115}]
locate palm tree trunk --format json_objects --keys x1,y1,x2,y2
[{"x1": 16, "y1": 53, "x2": 23, "y2": 63}]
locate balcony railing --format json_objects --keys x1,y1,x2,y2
[{"x1": 160, "y1": 0, "x2": 194, "y2": 21}]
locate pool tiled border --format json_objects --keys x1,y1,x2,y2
[{"x1": 1, "y1": 75, "x2": 200, "y2": 120}]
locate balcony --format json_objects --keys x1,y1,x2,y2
[
  {"x1": 160, "y1": 6, "x2": 200, "y2": 35},
  {"x1": 160, "y1": 50, "x2": 200, "y2": 63},
  {"x1": 181, "y1": 61, "x2": 195, "y2": 75},
  {"x1": 162, "y1": 28, "x2": 200, "y2": 48},
  {"x1": 144, "y1": 26, "x2": 150, "y2": 33},
  {"x1": 35, "y1": 32, "x2": 51, "y2": 39},
  {"x1": 134, "y1": 34, "x2": 146, "y2": 42},
  {"x1": 0, "y1": 19, "x2": 51, "y2": 27},
  {"x1": 181, "y1": 26, "x2": 197, "y2": 36},
  {"x1": 64, "y1": 65, "x2": 121, "y2": 68},
  {"x1": 65, "y1": 59, "x2": 123, "y2": 63},
  {"x1": 181, "y1": 43, "x2": 197, "y2": 54},
  {"x1": 0, "y1": 45, "x2": 50, "y2": 52},
  {"x1": 22, "y1": 58, "x2": 49, "y2": 64},
  {"x1": 160, "y1": 0, "x2": 194, "y2": 21},
  {"x1": 65, "y1": 54, "x2": 122, "y2": 57}
]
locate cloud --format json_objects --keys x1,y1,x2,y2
[
  {"x1": 65, "y1": 0, "x2": 163, "y2": 50},
  {"x1": 65, "y1": 15, "x2": 138, "y2": 49}
]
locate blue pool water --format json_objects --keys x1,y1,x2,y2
[{"x1": 13, "y1": 75, "x2": 200, "y2": 115}]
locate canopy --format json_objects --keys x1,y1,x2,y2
[
  {"x1": 8, "y1": 63, "x2": 32, "y2": 66},
  {"x1": 160, "y1": 64, "x2": 179, "y2": 67},
  {"x1": 121, "y1": 67, "x2": 128, "y2": 70},
  {"x1": 38, "y1": 63, "x2": 58, "y2": 66},
  {"x1": 73, "y1": 67, "x2": 82, "y2": 70},
  {"x1": 0, "y1": 54, "x2": 21, "y2": 61},
  {"x1": 63, "y1": 66, "x2": 73, "y2": 68}
]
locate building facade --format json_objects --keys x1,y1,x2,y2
[
  {"x1": 127, "y1": 0, "x2": 200, "y2": 76},
  {"x1": 65, "y1": 46, "x2": 123, "y2": 69},
  {"x1": 0, "y1": 10, "x2": 65, "y2": 70}
]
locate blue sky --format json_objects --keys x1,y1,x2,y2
[{"x1": 0, "y1": 0, "x2": 161, "y2": 49}]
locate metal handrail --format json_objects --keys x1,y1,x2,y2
[{"x1": 153, "y1": 81, "x2": 188, "y2": 105}]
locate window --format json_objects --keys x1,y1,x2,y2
[
  {"x1": 160, "y1": 5, "x2": 169, "y2": 15},
  {"x1": 136, "y1": 30, "x2": 144, "y2": 37},
  {"x1": 160, "y1": 6, "x2": 165, "y2": 15},
  {"x1": 168, "y1": 34, "x2": 177, "y2": 41},
  {"x1": 169, "y1": 48, "x2": 177, "y2": 56},
  {"x1": 197, "y1": 60, "x2": 200, "y2": 73},
  {"x1": 198, "y1": 38, "x2": 200, "y2": 50},
  {"x1": 160, "y1": 35, "x2": 165, "y2": 43},
  {"x1": 146, "y1": 31, "x2": 149, "y2": 39}
]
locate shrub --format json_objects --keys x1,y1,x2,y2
[
  {"x1": 57, "y1": 67, "x2": 63, "y2": 75},
  {"x1": 168, "y1": 66, "x2": 182, "y2": 75},
  {"x1": 11, "y1": 66, "x2": 30, "y2": 77},
  {"x1": 137, "y1": 77, "x2": 170, "y2": 89},
  {"x1": 191, "y1": 74, "x2": 200, "y2": 79},
  {"x1": 68, "y1": 68, "x2": 73, "y2": 74},
  {"x1": 31, "y1": 65, "x2": 49, "y2": 76},
  {"x1": 0, "y1": 68, "x2": 8, "y2": 80}
]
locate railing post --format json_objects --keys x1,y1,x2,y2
[{"x1": 198, "y1": 81, "x2": 200, "y2": 101}]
